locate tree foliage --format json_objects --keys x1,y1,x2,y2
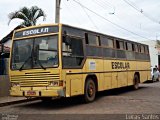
[{"x1": 8, "y1": 6, "x2": 46, "y2": 27}]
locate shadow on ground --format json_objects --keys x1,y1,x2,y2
[{"x1": 15, "y1": 86, "x2": 148, "y2": 110}]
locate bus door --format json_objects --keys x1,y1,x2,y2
[{"x1": 62, "y1": 35, "x2": 85, "y2": 97}]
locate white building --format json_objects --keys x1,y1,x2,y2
[{"x1": 140, "y1": 40, "x2": 160, "y2": 68}]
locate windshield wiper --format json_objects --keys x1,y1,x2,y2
[
  {"x1": 19, "y1": 56, "x2": 32, "y2": 71},
  {"x1": 19, "y1": 47, "x2": 34, "y2": 71},
  {"x1": 19, "y1": 45, "x2": 46, "y2": 71},
  {"x1": 35, "y1": 58, "x2": 46, "y2": 70}
]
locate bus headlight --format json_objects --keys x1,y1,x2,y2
[
  {"x1": 49, "y1": 81, "x2": 59, "y2": 86},
  {"x1": 11, "y1": 82, "x2": 20, "y2": 87},
  {"x1": 49, "y1": 80, "x2": 63, "y2": 86}
]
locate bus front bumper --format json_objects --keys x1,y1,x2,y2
[{"x1": 10, "y1": 87, "x2": 65, "y2": 97}]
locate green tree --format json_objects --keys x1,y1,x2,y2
[{"x1": 8, "y1": 6, "x2": 46, "y2": 27}]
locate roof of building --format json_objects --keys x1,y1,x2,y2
[
  {"x1": 0, "y1": 25, "x2": 25, "y2": 44},
  {"x1": 0, "y1": 44, "x2": 10, "y2": 53}
]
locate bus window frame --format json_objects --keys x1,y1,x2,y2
[
  {"x1": 11, "y1": 34, "x2": 59, "y2": 70},
  {"x1": 62, "y1": 33, "x2": 86, "y2": 69},
  {"x1": 125, "y1": 42, "x2": 133, "y2": 52},
  {"x1": 116, "y1": 39, "x2": 125, "y2": 50},
  {"x1": 145, "y1": 45, "x2": 149, "y2": 54},
  {"x1": 140, "y1": 45, "x2": 145, "y2": 53},
  {"x1": 100, "y1": 36, "x2": 114, "y2": 49}
]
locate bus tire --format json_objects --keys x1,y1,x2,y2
[
  {"x1": 84, "y1": 78, "x2": 96, "y2": 103},
  {"x1": 157, "y1": 75, "x2": 160, "y2": 82},
  {"x1": 133, "y1": 74, "x2": 139, "y2": 90},
  {"x1": 152, "y1": 76, "x2": 155, "y2": 83}
]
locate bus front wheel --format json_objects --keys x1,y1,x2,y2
[
  {"x1": 84, "y1": 78, "x2": 96, "y2": 103},
  {"x1": 133, "y1": 74, "x2": 139, "y2": 90}
]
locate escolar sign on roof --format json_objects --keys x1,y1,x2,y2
[{"x1": 14, "y1": 26, "x2": 59, "y2": 38}]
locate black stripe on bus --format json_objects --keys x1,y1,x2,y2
[{"x1": 66, "y1": 69, "x2": 151, "y2": 75}]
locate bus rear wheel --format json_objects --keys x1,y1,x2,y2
[
  {"x1": 84, "y1": 78, "x2": 96, "y2": 103},
  {"x1": 133, "y1": 74, "x2": 139, "y2": 90}
]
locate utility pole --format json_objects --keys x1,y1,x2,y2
[{"x1": 55, "y1": 0, "x2": 61, "y2": 23}]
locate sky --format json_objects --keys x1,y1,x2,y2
[{"x1": 1, "y1": 0, "x2": 160, "y2": 42}]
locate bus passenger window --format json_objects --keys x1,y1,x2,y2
[
  {"x1": 101, "y1": 37, "x2": 113, "y2": 48},
  {"x1": 132, "y1": 44, "x2": 135, "y2": 51},
  {"x1": 116, "y1": 40, "x2": 124, "y2": 50},
  {"x1": 141, "y1": 45, "x2": 145, "y2": 53},
  {"x1": 138, "y1": 45, "x2": 141, "y2": 53},
  {"x1": 134, "y1": 44, "x2": 138, "y2": 52},
  {"x1": 62, "y1": 36, "x2": 84, "y2": 68},
  {"x1": 85, "y1": 33, "x2": 100, "y2": 46},
  {"x1": 145, "y1": 46, "x2": 149, "y2": 54},
  {"x1": 126, "y1": 42, "x2": 132, "y2": 51}
]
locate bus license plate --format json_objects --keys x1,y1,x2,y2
[{"x1": 27, "y1": 91, "x2": 36, "y2": 96}]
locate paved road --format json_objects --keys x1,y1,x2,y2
[{"x1": 0, "y1": 81, "x2": 160, "y2": 119}]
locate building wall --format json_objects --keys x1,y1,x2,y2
[
  {"x1": 0, "y1": 75, "x2": 10, "y2": 97},
  {"x1": 140, "y1": 40, "x2": 158, "y2": 67},
  {"x1": 0, "y1": 58, "x2": 9, "y2": 75},
  {"x1": 0, "y1": 58, "x2": 10, "y2": 97}
]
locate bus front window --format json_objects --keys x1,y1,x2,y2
[{"x1": 11, "y1": 35, "x2": 58, "y2": 70}]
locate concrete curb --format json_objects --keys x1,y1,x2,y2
[{"x1": 0, "y1": 98, "x2": 39, "y2": 107}]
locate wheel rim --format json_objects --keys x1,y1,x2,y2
[
  {"x1": 135, "y1": 81, "x2": 139, "y2": 89},
  {"x1": 87, "y1": 82, "x2": 95, "y2": 97},
  {"x1": 134, "y1": 76, "x2": 139, "y2": 89}
]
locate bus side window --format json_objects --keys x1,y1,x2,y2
[
  {"x1": 62, "y1": 35, "x2": 84, "y2": 68},
  {"x1": 101, "y1": 37, "x2": 114, "y2": 48},
  {"x1": 116, "y1": 40, "x2": 124, "y2": 50},
  {"x1": 132, "y1": 44, "x2": 135, "y2": 51},
  {"x1": 138, "y1": 45, "x2": 141, "y2": 53},
  {"x1": 85, "y1": 33, "x2": 100, "y2": 46},
  {"x1": 141, "y1": 45, "x2": 145, "y2": 53},
  {"x1": 126, "y1": 42, "x2": 132, "y2": 51},
  {"x1": 134, "y1": 44, "x2": 138, "y2": 52},
  {"x1": 145, "y1": 46, "x2": 149, "y2": 54}
]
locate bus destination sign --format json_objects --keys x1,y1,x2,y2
[
  {"x1": 23, "y1": 27, "x2": 49, "y2": 36},
  {"x1": 14, "y1": 26, "x2": 58, "y2": 38}
]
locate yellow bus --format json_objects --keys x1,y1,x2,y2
[{"x1": 9, "y1": 24, "x2": 151, "y2": 102}]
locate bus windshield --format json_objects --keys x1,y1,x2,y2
[{"x1": 11, "y1": 35, "x2": 58, "y2": 70}]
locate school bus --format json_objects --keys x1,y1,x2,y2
[{"x1": 9, "y1": 24, "x2": 151, "y2": 102}]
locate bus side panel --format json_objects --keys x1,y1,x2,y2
[
  {"x1": 127, "y1": 71, "x2": 134, "y2": 86},
  {"x1": 137, "y1": 61, "x2": 150, "y2": 83},
  {"x1": 127, "y1": 61, "x2": 136, "y2": 86},
  {"x1": 85, "y1": 59, "x2": 104, "y2": 91},
  {"x1": 103, "y1": 60, "x2": 112, "y2": 90},
  {"x1": 111, "y1": 72, "x2": 118, "y2": 89},
  {"x1": 65, "y1": 69, "x2": 83, "y2": 97},
  {"x1": 117, "y1": 71, "x2": 127, "y2": 87},
  {"x1": 103, "y1": 73, "x2": 112, "y2": 90}
]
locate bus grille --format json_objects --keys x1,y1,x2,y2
[{"x1": 10, "y1": 72, "x2": 60, "y2": 87}]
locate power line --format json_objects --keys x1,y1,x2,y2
[
  {"x1": 94, "y1": 0, "x2": 114, "y2": 9},
  {"x1": 77, "y1": 0, "x2": 99, "y2": 30},
  {"x1": 63, "y1": 1, "x2": 82, "y2": 24},
  {"x1": 123, "y1": 0, "x2": 160, "y2": 25},
  {"x1": 72, "y1": 0, "x2": 151, "y2": 40},
  {"x1": 93, "y1": 0, "x2": 116, "y2": 14}
]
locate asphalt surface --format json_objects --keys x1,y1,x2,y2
[{"x1": 0, "y1": 81, "x2": 160, "y2": 120}]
